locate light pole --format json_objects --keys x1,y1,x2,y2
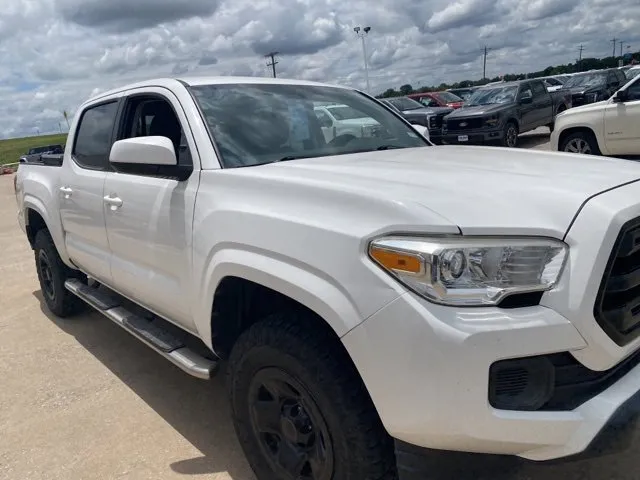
[{"x1": 353, "y1": 26, "x2": 371, "y2": 93}]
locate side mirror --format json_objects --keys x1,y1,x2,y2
[
  {"x1": 109, "y1": 136, "x2": 177, "y2": 166},
  {"x1": 613, "y1": 90, "x2": 628, "y2": 103},
  {"x1": 411, "y1": 124, "x2": 430, "y2": 141}
]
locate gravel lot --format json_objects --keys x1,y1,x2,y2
[{"x1": 2, "y1": 137, "x2": 640, "y2": 480}]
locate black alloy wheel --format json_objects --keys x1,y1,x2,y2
[{"x1": 249, "y1": 368, "x2": 334, "y2": 480}]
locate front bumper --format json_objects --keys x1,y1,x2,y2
[
  {"x1": 342, "y1": 180, "x2": 640, "y2": 466},
  {"x1": 441, "y1": 127, "x2": 503, "y2": 145}
]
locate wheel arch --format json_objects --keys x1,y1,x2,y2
[
  {"x1": 22, "y1": 197, "x2": 68, "y2": 258},
  {"x1": 557, "y1": 126, "x2": 601, "y2": 152},
  {"x1": 198, "y1": 249, "x2": 364, "y2": 357}
]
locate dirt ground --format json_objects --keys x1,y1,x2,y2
[{"x1": 1, "y1": 147, "x2": 640, "y2": 480}]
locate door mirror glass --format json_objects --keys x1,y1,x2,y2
[{"x1": 109, "y1": 136, "x2": 177, "y2": 166}]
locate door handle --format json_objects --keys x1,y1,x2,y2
[
  {"x1": 103, "y1": 195, "x2": 123, "y2": 209},
  {"x1": 59, "y1": 186, "x2": 73, "y2": 198}
]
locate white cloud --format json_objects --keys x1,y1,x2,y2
[{"x1": 0, "y1": 0, "x2": 639, "y2": 139}]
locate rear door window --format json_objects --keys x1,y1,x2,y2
[{"x1": 72, "y1": 101, "x2": 119, "y2": 171}]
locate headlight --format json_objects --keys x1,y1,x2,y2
[
  {"x1": 485, "y1": 114, "x2": 499, "y2": 127},
  {"x1": 369, "y1": 236, "x2": 568, "y2": 306}
]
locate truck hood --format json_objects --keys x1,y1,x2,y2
[
  {"x1": 255, "y1": 146, "x2": 640, "y2": 238},
  {"x1": 446, "y1": 104, "x2": 508, "y2": 118}
]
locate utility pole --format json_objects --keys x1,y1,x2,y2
[
  {"x1": 265, "y1": 52, "x2": 279, "y2": 78},
  {"x1": 611, "y1": 37, "x2": 617, "y2": 57},
  {"x1": 578, "y1": 44, "x2": 584, "y2": 70},
  {"x1": 482, "y1": 46, "x2": 493, "y2": 80},
  {"x1": 619, "y1": 40, "x2": 624, "y2": 57},
  {"x1": 353, "y1": 26, "x2": 371, "y2": 93}
]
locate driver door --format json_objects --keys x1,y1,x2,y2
[
  {"x1": 517, "y1": 83, "x2": 536, "y2": 130},
  {"x1": 103, "y1": 87, "x2": 200, "y2": 330},
  {"x1": 604, "y1": 78, "x2": 640, "y2": 156}
]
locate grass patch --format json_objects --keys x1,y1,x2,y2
[{"x1": 0, "y1": 134, "x2": 68, "y2": 165}]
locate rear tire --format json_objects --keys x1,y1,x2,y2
[
  {"x1": 559, "y1": 131, "x2": 601, "y2": 155},
  {"x1": 227, "y1": 312, "x2": 397, "y2": 480},
  {"x1": 34, "y1": 230, "x2": 85, "y2": 317}
]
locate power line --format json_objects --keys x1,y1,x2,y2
[{"x1": 265, "y1": 52, "x2": 279, "y2": 78}]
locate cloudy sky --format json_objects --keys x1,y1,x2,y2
[{"x1": 0, "y1": 0, "x2": 638, "y2": 139}]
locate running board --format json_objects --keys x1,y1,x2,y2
[{"x1": 64, "y1": 279, "x2": 217, "y2": 380}]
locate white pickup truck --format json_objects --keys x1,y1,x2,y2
[{"x1": 14, "y1": 76, "x2": 640, "y2": 479}]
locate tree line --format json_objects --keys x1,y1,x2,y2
[{"x1": 377, "y1": 50, "x2": 640, "y2": 98}]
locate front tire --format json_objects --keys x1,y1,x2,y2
[
  {"x1": 227, "y1": 312, "x2": 397, "y2": 480},
  {"x1": 560, "y1": 131, "x2": 601, "y2": 155},
  {"x1": 501, "y1": 121, "x2": 519, "y2": 148},
  {"x1": 34, "y1": 230, "x2": 85, "y2": 317}
]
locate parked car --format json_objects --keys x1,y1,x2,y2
[
  {"x1": 17, "y1": 75, "x2": 640, "y2": 480},
  {"x1": 19, "y1": 144, "x2": 64, "y2": 164},
  {"x1": 408, "y1": 91, "x2": 465, "y2": 109},
  {"x1": 447, "y1": 87, "x2": 478, "y2": 101},
  {"x1": 551, "y1": 73, "x2": 640, "y2": 156},
  {"x1": 312, "y1": 103, "x2": 382, "y2": 143},
  {"x1": 560, "y1": 68, "x2": 628, "y2": 107},
  {"x1": 441, "y1": 79, "x2": 572, "y2": 147},
  {"x1": 379, "y1": 96, "x2": 453, "y2": 143}
]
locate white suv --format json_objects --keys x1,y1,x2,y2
[{"x1": 551, "y1": 74, "x2": 640, "y2": 156}]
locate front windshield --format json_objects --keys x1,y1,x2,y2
[
  {"x1": 465, "y1": 86, "x2": 518, "y2": 106},
  {"x1": 434, "y1": 91, "x2": 463, "y2": 103},
  {"x1": 563, "y1": 73, "x2": 606, "y2": 88},
  {"x1": 386, "y1": 97, "x2": 423, "y2": 111},
  {"x1": 627, "y1": 69, "x2": 640, "y2": 81},
  {"x1": 190, "y1": 83, "x2": 429, "y2": 168}
]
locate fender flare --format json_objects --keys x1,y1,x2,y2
[
  {"x1": 195, "y1": 248, "x2": 364, "y2": 350},
  {"x1": 23, "y1": 195, "x2": 72, "y2": 266}
]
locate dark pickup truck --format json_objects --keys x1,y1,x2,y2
[
  {"x1": 441, "y1": 79, "x2": 572, "y2": 148},
  {"x1": 19, "y1": 144, "x2": 64, "y2": 164},
  {"x1": 379, "y1": 96, "x2": 453, "y2": 144}
]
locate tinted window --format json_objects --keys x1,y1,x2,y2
[
  {"x1": 190, "y1": 83, "x2": 428, "y2": 168},
  {"x1": 531, "y1": 81, "x2": 547, "y2": 97},
  {"x1": 73, "y1": 101, "x2": 118, "y2": 170},
  {"x1": 114, "y1": 96, "x2": 193, "y2": 178}
]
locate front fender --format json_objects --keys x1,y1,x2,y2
[{"x1": 194, "y1": 247, "x2": 367, "y2": 350}]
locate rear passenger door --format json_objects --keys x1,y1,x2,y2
[
  {"x1": 102, "y1": 87, "x2": 200, "y2": 330},
  {"x1": 58, "y1": 98, "x2": 120, "y2": 284}
]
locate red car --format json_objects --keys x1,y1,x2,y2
[{"x1": 408, "y1": 91, "x2": 465, "y2": 109}]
